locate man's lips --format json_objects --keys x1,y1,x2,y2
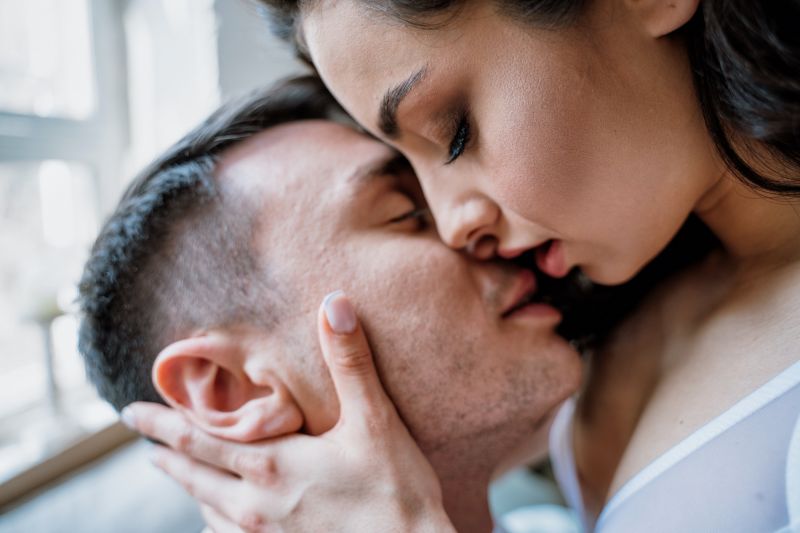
[{"x1": 500, "y1": 269, "x2": 538, "y2": 317}]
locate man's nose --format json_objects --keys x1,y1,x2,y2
[{"x1": 436, "y1": 196, "x2": 500, "y2": 256}]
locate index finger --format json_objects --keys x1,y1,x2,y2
[
  {"x1": 122, "y1": 402, "x2": 288, "y2": 478},
  {"x1": 318, "y1": 291, "x2": 397, "y2": 427}
]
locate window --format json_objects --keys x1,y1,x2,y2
[
  {"x1": 0, "y1": 0, "x2": 227, "y2": 492},
  {"x1": 0, "y1": 0, "x2": 302, "y2": 503},
  {"x1": 0, "y1": 0, "x2": 126, "y2": 485},
  {"x1": 0, "y1": 0, "x2": 96, "y2": 120},
  {"x1": 0, "y1": 161, "x2": 98, "y2": 420}
]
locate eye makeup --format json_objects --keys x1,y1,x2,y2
[{"x1": 445, "y1": 107, "x2": 472, "y2": 164}]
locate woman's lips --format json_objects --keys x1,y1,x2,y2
[{"x1": 535, "y1": 240, "x2": 569, "y2": 278}]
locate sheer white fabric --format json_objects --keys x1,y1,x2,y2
[
  {"x1": 550, "y1": 360, "x2": 800, "y2": 533},
  {"x1": 548, "y1": 397, "x2": 591, "y2": 532}
]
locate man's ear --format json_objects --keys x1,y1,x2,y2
[
  {"x1": 626, "y1": 0, "x2": 700, "y2": 37},
  {"x1": 152, "y1": 334, "x2": 304, "y2": 442}
]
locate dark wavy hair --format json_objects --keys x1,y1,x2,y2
[{"x1": 257, "y1": 0, "x2": 800, "y2": 197}]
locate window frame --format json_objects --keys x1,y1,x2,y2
[
  {"x1": 0, "y1": 0, "x2": 129, "y2": 207},
  {"x1": 0, "y1": 0, "x2": 131, "y2": 504}
]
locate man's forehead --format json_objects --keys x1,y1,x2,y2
[
  {"x1": 216, "y1": 119, "x2": 396, "y2": 200},
  {"x1": 219, "y1": 120, "x2": 353, "y2": 170},
  {"x1": 218, "y1": 120, "x2": 370, "y2": 183}
]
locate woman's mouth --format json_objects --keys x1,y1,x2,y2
[{"x1": 535, "y1": 240, "x2": 569, "y2": 278}]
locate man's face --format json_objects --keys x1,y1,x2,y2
[{"x1": 217, "y1": 121, "x2": 582, "y2": 453}]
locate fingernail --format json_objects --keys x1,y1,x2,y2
[
  {"x1": 323, "y1": 290, "x2": 357, "y2": 334},
  {"x1": 120, "y1": 406, "x2": 136, "y2": 428}
]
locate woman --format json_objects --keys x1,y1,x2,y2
[{"x1": 126, "y1": 0, "x2": 800, "y2": 531}]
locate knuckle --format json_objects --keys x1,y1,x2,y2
[
  {"x1": 332, "y1": 345, "x2": 372, "y2": 373},
  {"x1": 237, "y1": 510, "x2": 267, "y2": 532},
  {"x1": 250, "y1": 456, "x2": 280, "y2": 486},
  {"x1": 133, "y1": 414, "x2": 152, "y2": 434},
  {"x1": 174, "y1": 425, "x2": 195, "y2": 453},
  {"x1": 182, "y1": 475, "x2": 198, "y2": 498},
  {"x1": 232, "y1": 453, "x2": 279, "y2": 485}
]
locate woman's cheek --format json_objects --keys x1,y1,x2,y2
[{"x1": 488, "y1": 121, "x2": 596, "y2": 230}]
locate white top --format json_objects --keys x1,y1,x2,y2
[{"x1": 549, "y1": 360, "x2": 800, "y2": 533}]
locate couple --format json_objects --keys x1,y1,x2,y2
[{"x1": 80, "y1": 0, "x2": 800, "y2": 531}]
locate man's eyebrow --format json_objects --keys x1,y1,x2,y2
[
  {"x1": 347, "y1": 154, "x2": 407, "y2": 189},
  {"x1": 378, "y1": 66, "x2": 428, "y2": 139}
]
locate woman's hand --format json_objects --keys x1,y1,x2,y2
[{"x1": 122, "y1": 291, "x2": 455, "y2": 533}]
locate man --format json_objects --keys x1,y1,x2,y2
[{"x1": 79, "y1": 76, "x2": 582, "y2": 533}]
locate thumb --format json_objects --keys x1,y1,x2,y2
[{"x1": 318, "y1": 290, "x2": 394, "y2": 426}]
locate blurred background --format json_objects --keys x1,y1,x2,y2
[{"x1": 0, "y1": 0, "x2": 303, "y2": 530}]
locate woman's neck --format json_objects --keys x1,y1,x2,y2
[{"x1": 695, "y1": 171, "x2": 800, "y2": 267}]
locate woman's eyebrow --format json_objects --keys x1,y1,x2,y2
[{"x1": 378, "y1": 65, "x2": 428, "y2": 138}]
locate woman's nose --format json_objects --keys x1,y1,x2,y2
[{"x1": 437, "y1": 197, "x2": 500, "y2": 254}]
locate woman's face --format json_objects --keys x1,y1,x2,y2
[{"x1": 303, "y1": 0, "x2": 722, "y2": 284}]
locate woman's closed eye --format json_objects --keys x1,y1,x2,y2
[{"x1": 445, "y1": 110, "x2": 472, "y2": 165}]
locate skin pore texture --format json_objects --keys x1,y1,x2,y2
[
  {"x1": 299, "y1": 0, "x2": 800, "y2": 520},
  {"x1": 152, "y1": 120, "x2": 582, "y2": 533},
  {"x1": 302, "y1": 0, "x2": 723, "y2": 285}
]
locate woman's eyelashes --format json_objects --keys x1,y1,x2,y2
[{"x1": 445, "y1": 111, "x2": 472, "y2": 165}]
